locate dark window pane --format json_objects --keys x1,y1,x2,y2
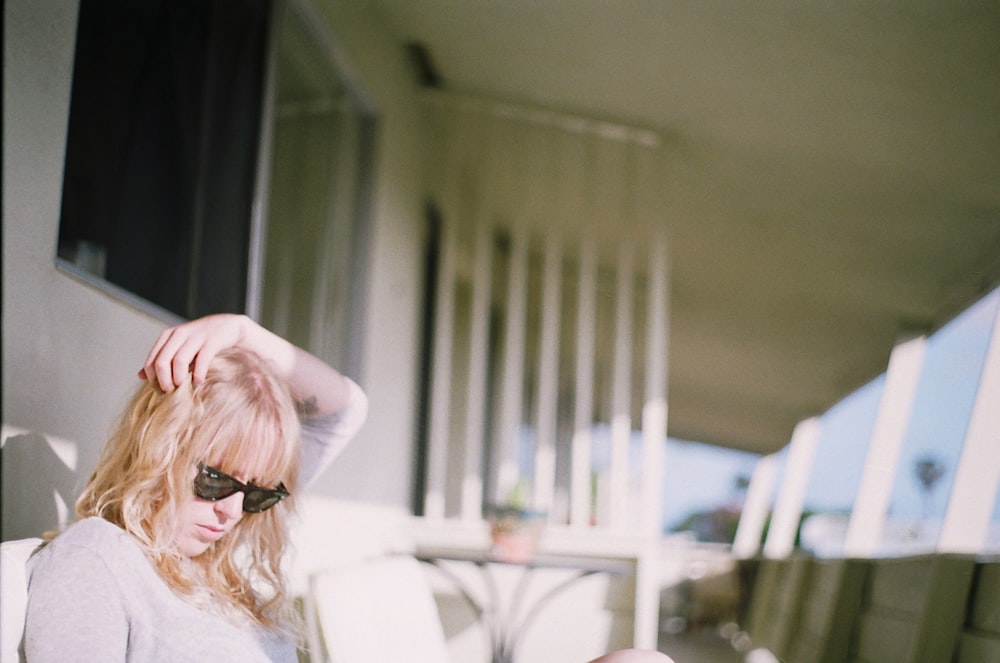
[{"x1": 58, "y1": 0, "x2": 271, "y2": 319}]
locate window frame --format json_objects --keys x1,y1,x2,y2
[{"x1": 54, "y1": 0, "x2": 377, "y2": 376}]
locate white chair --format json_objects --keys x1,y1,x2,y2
[
  {"x1": 307, "y1": 554, "x2": 451, "y2": 663},
  {"x1": 1, "y1": 537, "x2": 44, "y2": 662}
]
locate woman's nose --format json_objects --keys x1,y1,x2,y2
[{"x1": 214, "y1": 492, "x2": 244, "y2": 521}]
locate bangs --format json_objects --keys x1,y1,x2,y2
[
  {"x1": 199, "y1": 416, "x2": 298, "y2": 487},
  {"x1": 183, "y1": 348, "x2": 302, "y2": 489}
]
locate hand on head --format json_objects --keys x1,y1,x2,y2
[
  {"x1": 137, "y1": 313, "x2": 355, "y2": 418},
  {"x1": 138, "y1": 314, "x2": 252, "y2": 392}
]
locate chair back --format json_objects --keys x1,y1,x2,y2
[
  {"x1": 307, "y1": 554, "x2": 451, "y2": 663},
  {"x1": 1, "y1": 537, "x2": 44, "y2": 662}
]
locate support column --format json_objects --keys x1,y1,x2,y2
[
  {"x1": 462, "y1": 220, "x2": 492, "y2": 522},
  {"x1": 569, "y1": 134, "x2": 599, "y2": 529},
  {"x1": 533, "y1": 233, "x2": 562, "y2": 515},
  {"x1": 844, "y1": 334, "x2": 928, "y2": 557},
  {"x1": 494, "y1": 225, "x2": 529, "y2": 505},
  {"x1": 939, "y1": 293, "x2": 1000, "y2": 553},
  {"x1": 570, "y1": 237, "x2": 597, "y2": 528},
  {"x1": 640, "y1": 236, "x2": 669, "y2": 536},
  {"x1": 763, "y1": 418, "x2": 821, "y2": 558},
  {"x1": 423, "y1": 109, "x2": 466, "y2": 519},
  {"x1": 733, "y1": 453, "x2": 780, "y2": 558},
  {"x1": 633, "y1": 235, "x2": 669, "y2": 651},
  {"x1": 424, "y1": 212, "x2": 456, "y2": 519},
  {"x1": 609, "y1": 240, "x2": 635, "y2": 529}
]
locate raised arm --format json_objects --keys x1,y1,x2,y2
[{"x1": 139, "y1": 313, "x2": 354, "y2": 416}]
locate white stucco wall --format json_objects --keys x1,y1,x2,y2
[
  {"x1": 304, "y1": 0, "x2": 427, "y2": 505},
  {"x1": 3, "y1": 0, "x2": 166, "y2": 539},
  {"x1": 2, "y1": 0, "x2": 427, "y2": 538}
]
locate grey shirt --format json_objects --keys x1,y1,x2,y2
[
  {"x1": 25, "y1": 518, "x2": 293, "y2": 662},
  {"x1": 24, "y1": 382, "x2": 368, "y2": 662}
]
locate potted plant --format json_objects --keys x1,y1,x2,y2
[{"x1": 487, "y1": 481, "x2": 546, "y2": 563}]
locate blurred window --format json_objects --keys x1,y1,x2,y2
[{"x1": 56, "y1": 0, "x2": 375, "y2": 377}]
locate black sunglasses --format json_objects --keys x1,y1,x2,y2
[{"x1": 193, "y1": 463, "x2": 289, "y2": 513}]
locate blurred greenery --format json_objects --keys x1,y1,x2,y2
[{"x1": 671, "y1": 507, "x2": 817, "y2": 547}]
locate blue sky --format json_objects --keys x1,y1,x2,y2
[
  {"x1": 661, "y1": 439, "x2": 757, "y2": 529},
  {"x1": 660, "y1": 285, "x2": 1000, "y2": 532}
]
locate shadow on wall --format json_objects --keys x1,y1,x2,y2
[{"x1": 1, "y1": 431, "x2": 81, "y2": 541}]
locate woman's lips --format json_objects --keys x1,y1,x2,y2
[{"x1": 196, "y1": 524, "x2": 225, "y2": 541}]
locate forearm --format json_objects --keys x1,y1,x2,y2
[
  {"x1": 141, "y1": 313, "x2": 360, "y2": 418},
  {"x1": 237, "y1": 317, "x2": 355, "y2": 417},
  {"x1": 299, "y1": 378, "x2": 369, "y2": 485}
]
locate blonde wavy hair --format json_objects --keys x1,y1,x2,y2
[{"x1": 76, "y1": 347, "x2": 302, "y2": 632}]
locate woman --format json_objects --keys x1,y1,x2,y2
[
  {"x1": 24, "y1": 314, "x2": 672, "y2": 663},
  {"x1": 24, "y1": 314, "x2": 368, "y2": 662}
]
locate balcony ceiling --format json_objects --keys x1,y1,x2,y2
[{"x1": 370, "y1": 0, "x2": 1000, "y2": 454}]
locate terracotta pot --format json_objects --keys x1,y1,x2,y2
[{"x1": 487, "y1": 506, "x2": 545, "y2": 563}]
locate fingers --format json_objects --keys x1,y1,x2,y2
[
  {"x1": 138, "y1": 314, "x2": 252, "y2": 392},
  {"x1": 140, "y1": 328, "x2": 175, "y2": 391},
  {"x1": 188, "y1": 334, "x2": 227, "y2": 386},
  {"x1": 139, "y1": 317, "x2": 228, "y2": 391},
  {"x1": 141, "y1": 327, "x2": 198, "y2": 392}
]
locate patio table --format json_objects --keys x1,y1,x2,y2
[{"x1": 415, "y1": 545, "x2": 635, "y2": 663}]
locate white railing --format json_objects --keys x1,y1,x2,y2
[{"x1": 417, "y1": 92, "x2": 671, "y2": 649}]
